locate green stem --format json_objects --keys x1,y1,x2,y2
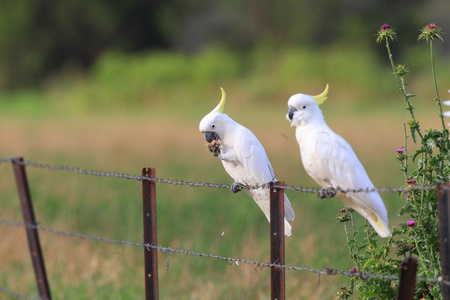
[
  {"x1": 411, "y1": 169, "x2": 439, "y2": 277},
  {"x1": 365, "y1": 221, "x2": 376, "y2": 259},
  {"x1": 351, "y1": 211, "x2": 358, "y2": 246},
  {"x1": 349, "y1": 210, "x2": 363, "y2": 269},
  {"x1": 402, "y1": 124, "x2": 409, "y2": 179},
  {"x1": 430, "y1": 40, "x2": 448, "y2": 136},
  {"x1": 385, "y1": 40, "x2": 424, "y2": 141},
  {"x1": 343, "y1": 222, "x2": 354, "y2": 259},
  {"x1": 409, "y1": 192, "x2": 434, "y2": 274}
]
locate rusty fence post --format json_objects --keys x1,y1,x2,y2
[
  {"x1": 11, "y1": 157, "x2": 52, "y2": 300},
  {"x1": 269, "y1": 181, "x2": 285, "y2": 300},
  {"x1": 142, "y1": 168, "x2": 159, "y2": 300},
  {"x1": 438, "y1": 183, "x2": 450, "y2": 300},
  {"x1": 397, "y1": 256, "x2": 418, "y2": 300}
]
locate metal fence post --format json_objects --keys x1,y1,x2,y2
[
  {"x1": 397, "y1": 256, "x2": 418, "y2": 300},
  {"x1": 142, "y1": 168, "x2": 159, "y2": 300},
  {"x1": 438, "y1": 183, "x2": 450, "y2": 300},
  {"x1": 270, "y1": 181, "x2": 285, "y2": 300},
  {"x1": 11, "y1": 157, "x2": 52, "y2": 300}
]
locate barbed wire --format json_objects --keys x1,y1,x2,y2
[
  {"x1": 1, "y1": 218, "x2": 449, "y2": 287},
  {"x1": 0, "y1": 286, "x2": 45, "y2": 300},
  {"x1": 0, "y1": 157, "x2": 444, "y2": 194},
  {"x1": 1, "y1": 157, "x2": 449, "y2": 299},
  {"x1": 3, "y1": 157, "x2": 233, "y2": 189}
]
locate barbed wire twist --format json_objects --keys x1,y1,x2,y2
[
  {"x1": 1, "y1": 156, "x2": 450, "y2": 299},
  {"x1": 0, "y1": 286, "x2": 45, "y2": 300},
  {"x1": 1, "y1": 218, "x2": 449, "y2": 287},
  {"x1": 0, "y1": 157, "x2": 444, "y2": 194}
]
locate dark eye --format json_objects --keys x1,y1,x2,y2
[
  {"x1": 302, "y1": 105, "x2": 306, "y2": 109},
  {"x1": 211, "y1": 124, "x2": 215, "y2": 128}
]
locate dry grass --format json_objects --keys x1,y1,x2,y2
[{"x1": 0, "y1": 101, "x2": 444, "y2": 299}]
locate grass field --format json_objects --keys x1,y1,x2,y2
[{"x1": 0, "y1": 47, "x2": 449, "y2": 299}]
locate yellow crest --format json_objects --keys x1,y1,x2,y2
[
  {"x1": 215, "y1": 87, "x2": 226, "y2": 113},
  {"x1": 312, "y1": 84, "x2": 329, "y2": 105}
]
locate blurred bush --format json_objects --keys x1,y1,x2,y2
[
  {"x1": 0, "y1": 0, "x2": 167, "y2": 88},
  {"x1": 0, "y1": 0, "x2": 448, "y2": 89},
  {"x1": 45, "y1": 46, "x2": 403, "y2": 114}
]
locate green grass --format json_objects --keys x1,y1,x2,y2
[
  {"x1": 0, "y1": 45, "x2": 449, "y2": 299},
  {"x1": 0, "y1": 113, "x2": 409, "y2": 299}
]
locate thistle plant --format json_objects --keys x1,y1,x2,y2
[{"x1": 337, "y1": 23, "x2": 449, "y2": 299}]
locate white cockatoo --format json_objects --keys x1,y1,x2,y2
[
  {"x1": 286, "y1": 84, "x2": 391, "y2": 237},
  {"x1": 199, "y1": 88, "x2": 295, "y2": 236}
]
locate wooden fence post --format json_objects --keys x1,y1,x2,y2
[
  {"x1": 142, "y1": 168, "x2": 159, "y2": 300},
  {"x1": 397, "y1": 256, "x2": 418, "y2": 300},
  {"x1": 11, "y1": 157, "x2": 52, "y2": 300},
  {"x1": 438, "y1": 183, "x2": 450, "y2": 300},
  {"x1": 269, "y1": 181, "x2": 285, "y2": 300}
]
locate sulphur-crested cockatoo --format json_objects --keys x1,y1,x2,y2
[
  {"x1": 199, "y1": 88, "x2": 295, "y2": 236},
  {"x1": 286, "y1": 85, "x2": 391, "y2": 237}
]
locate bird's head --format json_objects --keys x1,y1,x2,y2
[
  {"x1": 286, "y1": 84, "x2": 329, "y2": 127},
  {"x1": 199, "y1": 87, "x2": 229, "y2": 144}
]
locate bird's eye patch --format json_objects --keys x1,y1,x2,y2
[
  {"x1": 211, "y1": 124, "x2": 215, "y2": 128},
  {"x1": 302, "y1": 105, "x2": 306, "y2": 109}
]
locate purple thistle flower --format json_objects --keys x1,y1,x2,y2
[
  {"x1": 339, "y1": 209, "x2": 347, "y2": 214},
  {"x1": 380, "y1": 23, "x2": 390, "y2": 30},
  {"x1": 396, "y1": 148, "x2": 404, "y2": 153},
  {"x1": 407, "y1": 220, "x2": 416, "y2": 227},
  {"x1": 349, "y1": 267, "x2": 357, "y2": 274},
  {"x1": 406, "y1": 178, "x2": 416, "y2": 185},
  {"x1": 426, "y1": 23, "x2": 438, "y2": 30},
  {"x1": 418, "y1": 23, "x2": 444, "y2": 42},
  {"x1": 376, "y1": 23, "x2": 398, "y2": 43}
]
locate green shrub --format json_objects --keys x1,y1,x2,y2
[{"x1": 337, "y1": 23, "x2": 449, "y2": 300}]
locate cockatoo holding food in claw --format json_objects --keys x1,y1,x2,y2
[
  {"x1": 199, "y1": 88, "x2": 295, "y2": 236},
  {"x1": 286, "y1": 84, "x2": 391, "y2": 237}
]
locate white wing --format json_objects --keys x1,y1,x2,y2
[
  {"x1": 234, "y1": 126, "x2": 296, "y2": 223},
  {"x1": 301, "y1": 128, "x2": 390, "y2": 237},
  {"x1": 234, "y1": 126, "x2": 275, "y2": 184}
]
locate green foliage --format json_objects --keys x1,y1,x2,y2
[
  {"x1": 92, "y1": 47, "x2": 243, "y2": 89},
  {"x1": 32, "y1": 44, "x2": 403, "y2": 117},
  {"x1": 0, "y1": 0, "x2": 438, "y2": 88},
  {"x1": 0, "y1": 0, "x2": 167, "y2": 88},
  {"x1": 59, "y1": 46, "x2": 245, "y2": 112},
  {"x1": 3, "y1": 42, "x2": 448, "y2": 121},
  {"x1": 337, "y1": 24, "x2": 450, "y2": 299}
]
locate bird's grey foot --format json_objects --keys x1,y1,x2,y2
[
  {"x1": 231, "y1": 182, "x2": 245, "y2": 194},
  {"x1": 318, "y1": 187, "x2": 337, "y2": 199}
]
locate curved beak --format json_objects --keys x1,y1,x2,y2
[
  {"x1": 287, "y1": 107, "x2": 297, "y2": 121},
  {"x1": 203, "y1": 131, "x2": 220, "y2": 143}
]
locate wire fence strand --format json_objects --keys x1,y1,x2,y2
[
  {"x1": 1, "y1": 156, "x2": 449, "y2": 296},
  {"x1": 0, "y1": 157, "x2": 443, "y2": 194},
  {"x1": 1, "y1": 218, "x2": 449, "y2": 287},
  {"x1": 0, "y1": 286, "x2": 45, "y2": 300}
]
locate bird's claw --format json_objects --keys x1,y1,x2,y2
[
  {"x1": 318, "y1": 187, "x2": 337, "y2": 199},
  {"x1": 231, "y1": 182, "x2": 245, "y2": 194}
]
